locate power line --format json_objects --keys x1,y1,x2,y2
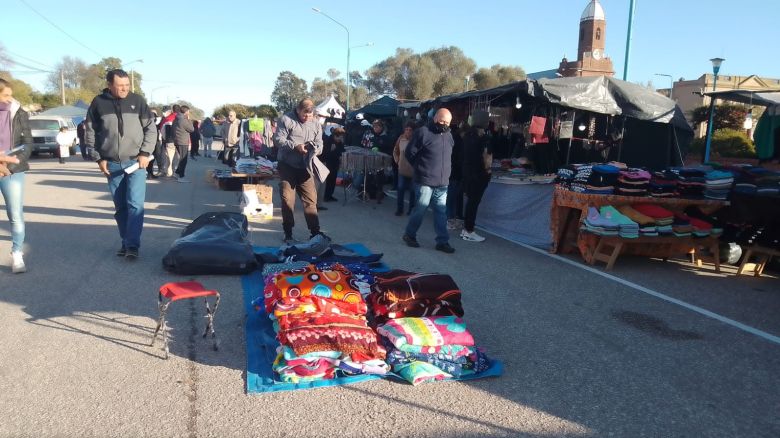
[
  {"x1": 19, "y1": 0, "x2": 102, "y2": 59},
  {"x1": 6, "y1": 50, "x2": 54, "y2": 70},
  {"x1": 5, "y1": 57, "x2": 52, "y2": 73}
]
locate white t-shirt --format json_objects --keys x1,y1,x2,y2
[{"x1": 56, "y1": 132, "x2": 71, "y2": 157}]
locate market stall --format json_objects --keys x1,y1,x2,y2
[{"x1": 412, "y1": 76, "x2": 694, "y2": 249}]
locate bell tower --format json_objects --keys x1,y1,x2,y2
[{"x1": 558, "y1": 0, "x2": 614, "y2": 77}]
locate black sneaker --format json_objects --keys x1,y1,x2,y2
[
  {"x1": 435, "y1": 243, "x2": 455, "y2": 254},
  {"x1": 116, "y1": 246, "x2": 127, "y2": 257},
  {"x1": 317, "y1": 204, "x2": 328, "y2": 211},
  {"x1": 125, "y1": 247, "x2": 139, "y2": 260},
  {"x1": 324, "y1": 197, "x2": 338, "y2": 202},
  {"x1": 402, "y1": 234, "x2": 420, "y2": 248}
]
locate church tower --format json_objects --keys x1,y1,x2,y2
[{"x1": 558, "y1": 0, "x2": 615, "y2": 77}]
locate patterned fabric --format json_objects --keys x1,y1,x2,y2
[
  {"x1": 377, "y1": 316, "x2": 475, "y2": 353},
  {"x1": 369, "y1": 270, "x2": 464, "y2": 323},
  {"x1": 277, "y1": 314, "x2": 385, "y2": 358},
  {"x1": 264, "y1": 263, "x2": 367, "y2": 316}
]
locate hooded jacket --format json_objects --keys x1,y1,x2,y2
[
  {"x1": 404, "y1": 122, "x2": 453, "y2": 187},
  {"x1": 4, "y1": 99, "x2": 33, "y2": 174},
  {"x1": 85, "y1": 89, "x2": 157, "y2": 162},
  {"x1": 171, "y1": 113, "x2": 194, "y2": 145}
]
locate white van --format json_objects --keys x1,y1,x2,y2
[{"x1": 29, "y1": 115, "x2": 79, "y2": 156}]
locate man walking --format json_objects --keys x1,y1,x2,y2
[
  {"x1": 402, "y1": 108, "x2": 456, "y2": 253},
  {"x1": 85, "y1": 69, "x2": 157, "y2": 260},
  {"x1": 222, "y1": 110, "x2": 241, "y2": 154},
  {"x1": 273, "y1": 98, "x2": 324, "y2": 243},
  {"x1": 171, "y1": 105, "x2": 194, "y2": 183}
]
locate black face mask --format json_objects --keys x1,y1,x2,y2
[{"x1": 433, "y1": 123, "x2": 450, "y2": 133}]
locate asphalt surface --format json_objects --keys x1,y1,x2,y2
[{"x1": 0, "y1": 148, "x2": 778, "y2": 438}]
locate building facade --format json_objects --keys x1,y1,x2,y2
[
  {"x1": 670, "y1": 74, "x2": 780, "y2": 137},
  {"x1": 558, "y1": 0, "x2": 615, "y2": 78}
]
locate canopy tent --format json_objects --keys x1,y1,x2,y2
[
  {"x1": 315, "y1": 94, "x2": 345, "y2": 119},
  {"x1": 418, "y1": 76, "x2": 693, "y2": 170},
  {"x1": 74, "y1": 99, "x2": 90, "y2": 109},
  {"x1": 349, "y1": 96, "x2": 400, "y2": 118},
  {"x1": 703, "y1": 89, "x2": 780, "y2": 161},
  {"x1": 39, "y1": 105, "x2": 88, "y2": 124}
]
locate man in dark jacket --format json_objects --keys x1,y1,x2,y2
[
  {"x1": 77, "y1": 120, "x2": 90, "y2": 160},
  {"x1": 171, "y1": 105, "x2": 194, "y2": 182},
  {"x1": 460, "y1": 110, "x2": 492, "y2": 242},
  {"x1": 85, "y1": 69, "x2": 157, "y2": 259},
  {"x1": 321, "y1": 126, "x2": 345, "y2": 202},
  {"x1": 273, "y1": 98, "x2": 324, "y2": 243},
  {"x1": 402, "y1": 108, "x2": 456, "y2": 253}
]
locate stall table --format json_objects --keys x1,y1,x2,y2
[{"x1": 550, "y1": 186, "x2": 729, "y2": 268}]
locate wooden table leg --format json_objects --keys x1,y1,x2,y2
[{"x1": 737, "y1": 248, "x2": 753, "y2": 276}]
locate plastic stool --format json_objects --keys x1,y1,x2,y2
[{"x1": 150, "y1": 281, "x2": 220, "y2": 359}]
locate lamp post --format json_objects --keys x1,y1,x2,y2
[
  {"x1": 703, "y1": 57, "x2": 725, "y2": 163},
  {"x1": 464, "y1": 75, "x2": 470, "y2": 92},
  {"x1": 150, "y1": 86, "x2": 169, "y2": 105},
  {"x1": 654, "y1": 73, "x2": 674, "y2": 100},
  {"x1": 312, "y1": 8, "x2": 351, "y2": 112},
  {"x1": 122, "y1": 59, "x2": 143, "y2": 93}
]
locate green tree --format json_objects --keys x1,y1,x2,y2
[
  {"x1": 365, "y1": 48, "x2": 414, "y2": 97},
  {"x1": 271, "y1": 71, "x2": 308, "y2": 113},
  {"x1": 169, "y1": 99, "x2": 205, "y2": 120},
  {"x1": 310, "y1": 76, "x2": 347, "y2": 107},
  {"x1": 0, "y1": 72, "x2": 35, "y2": 105},
  {"x1": 690, "y1": 104, "x2": 748, "y2": 131},
  {"x1": 30, "y1": 91, "x2": 61, "y2": 110},
  {"x1": 473, "y1": 64, "x2": 526, "y2": 90},
  {"x1": 247, "y1": 104, "x2": 279, "y2": 119},
  {"x1": 213, "y1": 103, "x2": 251, "y2": 119}
]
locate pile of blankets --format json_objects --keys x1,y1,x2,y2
[
  {"x1": 617, "y1": 169, "x2": 651, "y2": 197},
  {"x1": 259, "y1": 263, "x2": 388, "y2": 383},
  {"x1": 670, "y1": 168, "x2": 707, "y2": 198},
  {"x1": 369, "y1": 270, "x2": 491, "y2": 385},
  {"x1": 704, "y1": 170, "x2": 735, "y2": 200}
]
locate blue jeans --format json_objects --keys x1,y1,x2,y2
[
  {"x1": 0, "y1": 172, "x2": 25, "y2": 252},
  {"x1": 107, "y1": 160, "x2": 146, "y2": 249},
  {"x1": 396, "y1": 175, "x2": 416, "y2": 213},
  {"x1": 405, "y1": 184, "x2": 449, "y2": 245}
]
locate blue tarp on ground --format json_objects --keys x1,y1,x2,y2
[{"x1": 244, "y1": 242, "x2": 503, "y2": 393}]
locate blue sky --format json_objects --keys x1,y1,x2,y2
[{"x1": 3, "y1": 0, "x2": 779, "y2": 115}]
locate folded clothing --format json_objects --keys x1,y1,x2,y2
[
  {"x1": 632, "y1": 203, "x2": 674, "y2": 226},
  {"x1": 377, "y1": 316, "x2": 475, "y2": 353},
  {"x1": 370, "y1": 270, "x2": 464, "y2": 324}
]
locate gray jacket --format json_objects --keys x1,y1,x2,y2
[
  {"x1": 273, "y1": 111, "x2": 322, "y2": 169},
  {"x1": 172, "y1": 113, "x2": 194, "y2": 145},
  {"x1": 85, "y1": 89, "x2": 157, "y2": 162}
]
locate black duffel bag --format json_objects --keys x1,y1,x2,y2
[{"x1": 162, "y1": 211, "x2": 257, "y2": 275}]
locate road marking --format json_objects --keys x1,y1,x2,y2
[{"x1": 484, "y1": 231, "x2": 780, "y2": 346}]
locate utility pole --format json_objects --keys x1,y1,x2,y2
[{"x1": 60, "y1": 70, "x2": 65, "y2": 105}]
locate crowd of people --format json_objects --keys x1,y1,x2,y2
[{"x1": 0, "y1": 68, "x2": 495, "y2": 273}]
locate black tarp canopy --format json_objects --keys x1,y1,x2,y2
[
  {"x1": 420, "y1": 76, "x2": 693, "y2": 170},
  {"x1": 349, "y1": 96, "x2": 400, "y2": 118}
]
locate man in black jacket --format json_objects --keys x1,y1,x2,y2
[
  {"x1": 85, "y1": 69, "x2": 157, "y2": 259},
  {"x1": 171, "y1": 105, "x2": 194, "y2": 183},
  {"x1": 402, "y1": 108, "x2": 456, "y2": 253}
]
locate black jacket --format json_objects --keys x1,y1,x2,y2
[
  {"x1": 462, "y1": 127, "x2": 492, "y2": 182},
  {"x1": 85, "y1": 89, "x2": 157, "y2": 162},
  {"x1": 404, "y1": 122, "x2": 454, "y2": 187},
  {"x1": 6, "y1": 100, "x2": 33, "y2": 174},
  {"x1": 321, "y1": 135, "x2": 345, "y2": 166}
]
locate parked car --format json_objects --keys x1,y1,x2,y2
[{"x1": 28, "y1": 115, "x2": 78, "y2": 156}]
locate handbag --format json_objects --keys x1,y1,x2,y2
[{"x1": 310, "y1": 155, "x2": 330, "y2": 184}]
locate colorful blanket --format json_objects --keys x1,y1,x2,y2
[
  {"x1": 370, "y1": 270, "x2": 464, "y2": 323},
  {"x1": 377, "y1": 316, "x2": 475, "y2": 353}
]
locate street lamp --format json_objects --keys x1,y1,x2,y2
[
  {"x1": 150, "y1": 85, "x2": 169, "y2": 105},
  {"x1": 464, "y1": 75, "x2": 470, "y2": 92},
  {"x1": 122, "y1": 59, "x2": 143, "y2": 93},
  {"x1": 312, "y1": 8, "x2": 352, "y2": 112},
  {"x1": 703, "y1": 57, "x2": 725, "y2": 163},
  {"x1": 654, "y1": 73, "x2": 674, "y2": 100}
]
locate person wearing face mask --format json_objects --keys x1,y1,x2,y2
[
  {"x1": 322, "y1": 126, "x2": 346, "y2": 202},
  {"x1": 0, "y1": 78, "x2": 32, "y2": 273},
  {"x1": 402, "y1": 108, "x2": 456, "y2": 254}
]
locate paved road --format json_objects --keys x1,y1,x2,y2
[{"x1": 1, "y1": 152, "x2": 778, "y2": 438}]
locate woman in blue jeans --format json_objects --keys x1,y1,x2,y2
[{"x1": 0, "y1": 78, "x2": 32, "y2": 273}]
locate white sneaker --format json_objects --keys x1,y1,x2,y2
[
  {"x1": 11, "y1": 251, "x2": 26, "y2": 273},
  {"x1": 177, "y1": 176, "x2": 191, "y2": 183},
  {"x1": 460, "y1": 230, "x2": 486, "y2": 242}
]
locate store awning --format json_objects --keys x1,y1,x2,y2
[{"x1": 702, "y1": 89, "x2": 780, "y2": 108}]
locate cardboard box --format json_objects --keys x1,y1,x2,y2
[{"x1": 243, "y1": 184, "x2": 273, "y2": 203}]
